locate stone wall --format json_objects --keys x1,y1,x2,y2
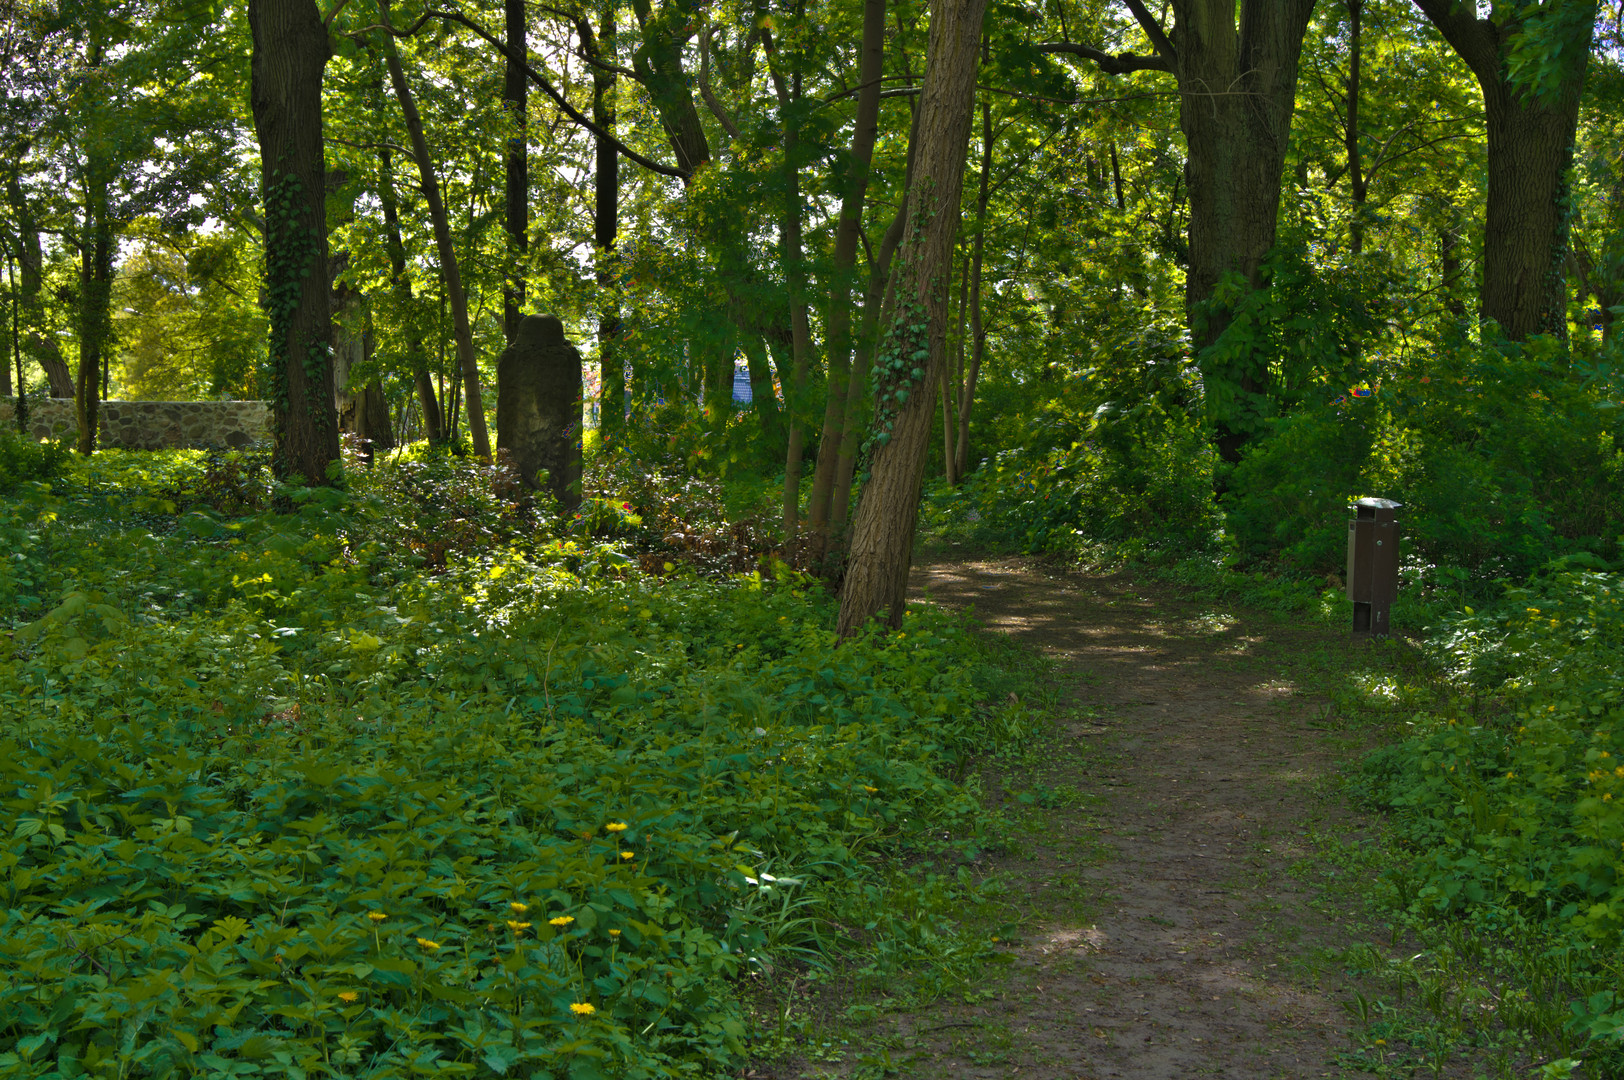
[{"x1": 0, "y1": 399, "x2": 272, "y2": 450}]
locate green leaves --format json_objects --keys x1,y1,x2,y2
[{"x1": 0, "y1": 450, "x2": 1002, "y2": 1079}]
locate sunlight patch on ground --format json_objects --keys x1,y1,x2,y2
[{"x1": 1034, "y1": 925, "x2": 1109, "y2": 955}]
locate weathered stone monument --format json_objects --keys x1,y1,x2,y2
[{"x1": 496, "y1": 314, "x2": 582, "y2": 514}]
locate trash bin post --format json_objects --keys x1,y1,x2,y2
[{"x1": 1347, "y1": 497, "x2": 1401, "y2": 636}]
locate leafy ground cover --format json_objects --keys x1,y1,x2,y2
[{"x1": 0, "y1": 449, "x2": 1025, "y2": 1080}]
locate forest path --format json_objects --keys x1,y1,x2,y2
[{"x1": 804, "y1": 554, "x2": 1395, "y2": 1079}]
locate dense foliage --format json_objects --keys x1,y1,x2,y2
[{"x1": 0, "y1": 452, "x2": 1021, "y2": 1078}]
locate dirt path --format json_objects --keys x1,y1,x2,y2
[{"x1": 801, "y1": 555, "x2": 1390, "y2": 1078}]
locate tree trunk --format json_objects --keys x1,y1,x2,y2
[
  {"x1": 378, "y1": 146, "x2": 443, "y2": 444},
  {"x1": 759, "y1": 34, "x2": 815, "y2": 549},
  {"x1": 837, "y1": 0, "x2": 987, "y2": 636},
  {"x1": 75, "y1": 157, "x2": 112, "y2": 455},
  {"x1": 1413, "y1": 0, "x2": 1596, "y2": 341},
  {"x1": 803, "y1": 0, "x2": 887, "y2": 563},
  {"x1": 379, "y1": 5, "x2": 492, "y2": 459},
  {"x1": 503, "y1": 0, "x2": 528, "y2": 345},
  {"x1": 830, "y1": 102, "x2": 922, "y2": 540},
  {"x1": 249, "y1": 0, "x2": 340, "y2": 483},
  {"x1": 4, "y1": 166, "x2": 73, "y2": 398},
  {"x1": 1170, "y1": 0, "x2": 1318, "y2": 466},
  {"x1": 1345, "y1": 0, "x2": 1367, "y2": 254},
  {"x1": 955, "y1": 97, "x2": 992, "y2": 478},
  {"x1": 591, "y1": 7, "x2": 623, "y2": 445}
]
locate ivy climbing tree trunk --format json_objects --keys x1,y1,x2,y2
[
  {"x1": 1413, "y1": 0, "x2": 1598, "y2": 342},
  {"x1": 837, "y1": 0, "x2": 987, "y2": 636},
  {"x1": 379, "y1": 2, "x2": 492, "y2": 460},
  {"x1": 249, "y1": 0, "x2": 340, "y2": 484}
]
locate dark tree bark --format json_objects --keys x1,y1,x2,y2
[
  {"x1": 955, "y1": 95, "x2": 992, "y2": 479},
  {"x1": 249, "y1": 0, "x2": 341, "y2": 483},
  {"x1": 629, "y1": 0, "x2": 711, "y2": 175},
  {"x1": 74, "y1": 158, "x2": 112, "y2": 455},
  {"x1": 5, "y1": 166, "x2": 73, "y2": 398},
  {"x1": 589, "y1": 8, "x2": 623, "y2": 443},
  {"x1": 378, "y1": 147, "x2": 444, "y2": 444},
  {"x1": 503, "y1": 0, "x2": 528, "y2": 345},
  {"x1": 1413, "y1": 0, "x2": 1597, "y2": 341},
  {"x1": 379, "y1": 2, "x2": 492, "y2": 459},
  {"x1": 1345, "y1": 0, "x2": 1368, "y2": 253},
  {"x1": 1043, "y1": 0, "x2": 1317, "y2": 466},
  {"x1": 803, "y1": 0, "x2": 888, "y2": 564},
  {"x1": 837, "y1": 0, "x2": 987, "y2": 636}
]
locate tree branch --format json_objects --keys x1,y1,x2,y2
[
  {"x1": 1035, "y1": 42, "x2": 1170, "y2": 74},
  {"x1": 354, "y1": 9, "x2": 689, "y2": 180},
  {"x1": 1122, "y1": 0, "x2": 1178, "y2": 67},
  {"x1": 698, "y1": 22, "x2": 741, "y2": 138}
]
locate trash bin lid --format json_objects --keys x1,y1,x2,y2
[{"x1": 1353, "y1": 497, "x2": 1402, "y2": 510}]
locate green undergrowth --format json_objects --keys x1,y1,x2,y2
[{"x1": 0, "y1": 450, "x2": 1029, "y2": 1080}]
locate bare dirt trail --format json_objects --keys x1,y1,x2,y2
[{"x1": 820, "y1": 554, "x2": 1390, "y2": 1079}]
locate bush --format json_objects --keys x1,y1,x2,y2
[
  {"x1": 0, "y1": 452, "x2": 1014, "y2": 1079},
  {"x1": 0, "y1": 426, "x2": 69, "y2": 493}
]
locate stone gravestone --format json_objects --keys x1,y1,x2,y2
[{"x1": 496, "y1": 314, "x2": 582, "y2": 514}]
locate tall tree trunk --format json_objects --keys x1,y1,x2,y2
[
  {"x1": 942, "y1": 250, "x2": 968, "y2": 485},
  {"x1": 759, "y1": 28, "x2": 814, "y2": 549},
  {"x1": 591, "y1": 7, "x2": 623, "y2": 445},
  {"x1": 1413, "y1": 0, "x2": 1596, "y2": 342},
  {"x1": 1171, "y1": 0, "x2": 1318, "y2": 466},
  {"x1": 803, "y1": 0, "x2": 887, "y2": 563},
  {"x1": 740, "y1": 331, "x2": 784, "y2": 451},
  {"x1": 5, "y1": 166, "x2": 73, "y2": 398},
  {"x1": 955, "y1": 97, "x2": 992, "y2": 478},
  {"x1": 378, "y1": 146, "x2": 444, "y2": 444},
  {"x1": 1345, "y1": 0, "x2": 1367, "y2": 254},
  {"x1": 379, "y1": 4, "x2": 492, "y2": 459},
  {"x1": 3, "y1": 250, "x2": 14, "y2": 399},
  {"x1": 75, "y1": 159, "x2": 112, "y2": 455},
  {"x1": 837, "y1": 0, "x2": 987, "y2": 636},
  {"x1": 504, "y1": 0, "x2": 528, "y2": 345},
  {"x1": 829, "y1": 107, "x2": 920, "y2": 540},
  {"x1": 249, "y1": 0, "x2": 341, "y2": 483}
]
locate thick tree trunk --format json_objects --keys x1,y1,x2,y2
[
  {"x1": 4, "y1": 167, "x2": 74, "y2": 398},
  {"x1": 379, "y1": 6, "x2": 492, "y2": 459},
  {"x1": 591, "y1": 8, "x2": 623, "y2": 444},
  {"x1": 837, "y1": 0, "x2": 987, "y2": 636},
  {"x1": 955, "y1": 98, "x2": 992, "y2": 478},
  {"x1": 1413, "y1": 0, "x2": 1596, "y2": 341},
  {"x1": 249, "y1": 0, "x2": 340, "y2": 483},
  {"x1": 629, "y1": 0, "x2": 711, "y2": 174},
  {"x1": 378, "y1": 147, "x2": 443, "y2": 444},
  {"x1": 1170, "y1": 0, "x2": 1317, "y2": 465},
  {"x1": 75, "y1": 160, "x2": 112, "y2": 455},
  {"x1": 503, "y1": 0, "x2": 528, "y2": 345},
  {"x1": 803, "y1": 0, "x2": 887, "y2": 563}
]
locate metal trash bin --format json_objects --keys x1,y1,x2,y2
[{"x1": 1347, "y1": 497, "x2": 1400, "y2": 636}]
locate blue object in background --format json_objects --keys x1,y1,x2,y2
[{"x1": 732, "y1": 365, "x2": 752, "y2": 404}]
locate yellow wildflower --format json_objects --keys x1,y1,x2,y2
[
  {"x1": 550, "y1": 915, "x2": 575, "y2": 927},
  {"x1": 621, "y1": 851, "x2": 635, "y2": 860},
  {"x1": 605, "y1": 822, "x2": 629, "y2": 833},
  {"x1": 609, "y1": 929, "x2": 621, "y2": 937},
  {"x1": 509, "y1": 902, "x2": 529, "y2": 914},
  {"x1": 367, "y1": 912, "x2": 387, "y2": 923},
  {"x1": 863, "y1": 785, "x2": 877, "y2": 794},
  {"x1": 507, "y1": 920, "x2": 532, "y2": 932},
  {"x1": 416, "y1": 937, "x2": 441, "y2": 951},
  {"x1": 337, "y1": 991, "x2": 359, "y2": 1004},
  {"x1": 570, "y1": 1002, "x2": 596, "y2": 1016}
]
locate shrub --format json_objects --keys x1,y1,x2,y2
[{"x1": 0, "y1": 426, "x2": 69, "y2": 493}]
